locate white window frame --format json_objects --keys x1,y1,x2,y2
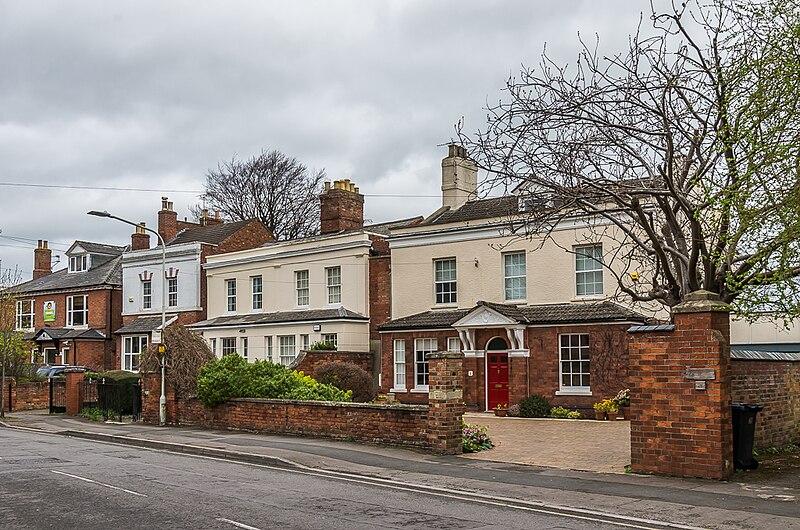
[
  {"x1": 321, "y1": 333, "x2": 338, "y2": 348},
  {"x1": 434, "y1": 258, "x2": 457, "y2": 305},
  {"x1": 240, "y1": 337, "x2": 249, "y2": 360},
  {"x1": 279, "y1": 335, "x2": 296, "y2": 366},
  {"x1": 142, "y1": 280, "x2": 152, "y2": 310},
  {"x1": 123, "y1": 335, "x2": 147, "y2": 372},
  {"x1": 43, "y1": 347, "x2": 57, "y2": 365},
  {"x1": 295, "y1": 270, "x2": 309, "y2": 307},
  {"x1": 69, "y1": 254, "x2": 88, "y2": 273},
  {"x1": 15, "y1": 299, "x2": 34, "y2": 331},
  {"x1": 251, "y1": 275, "x2": 263, "y2": 310},
  {"x1": 575, "y1": 244, "x2": 604, "y2": 297},
  {"x1": 393, "y1": 339, "x2": 406, "y2": 390},
  {"x1": 414, "y1": 338, "x2": 437, "y2": 391},
  {"x1": 167, "y1": 278, "x2": 178, "y2": 308},
  {"x1": 300, "y1": 334, "x2": 310, "y2": 351},
  {"x1": 265, "y1": 336, "x2": 274, "y2": 363},
  {"x1": 61, "y1": 347, "x2": 70, "y2": 365},
  {"x1": 447, "y1": 337, "x2": 461, "y2": 353},
  {"x1": 221, "y1": 337, "x2": 236, "y2": 356},
  {"x1": 66, "y1": 295, "x2": 88, "y2": 328},
  {"x1": 326, "y1": 266, "x2": 342, "y2": 305},
  {"x1": 226, "y1": 279, "x2": 237, "y2": 313},
  {"x1": 503, "y1": 251, "x2": 527, "y2": 301},
  {"x1": 557, "y1": 333, "x2": 592, "y2": 395},
  {"x1": 209, "y1": 338, "x2": 217, "y2": 356}
]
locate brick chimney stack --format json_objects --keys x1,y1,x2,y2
[
  {"x1": 33, "y1": 240, "x2": 52, "y2": 279},
  {"x1": 441, "y1": 144, "x2": 477, "y2": 210},
  {"x1": 157, "y1": 196, "x2": 178, "y2": 243},
  {"x1": 199, "y1": 208, "x2": 224, "y2": 227},
  {"x1": 131, "y1": 223, "x2": 151, "y2": 251},
  {"x1": 319, "y1": 179, "x2": 364, "y2": 234}
]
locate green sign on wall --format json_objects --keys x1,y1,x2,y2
[{"x1": 43, "y1": 301, "x2": 56, "y2": 322}]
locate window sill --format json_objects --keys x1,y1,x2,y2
[
  {"x1": 571, "y1": 295, "x2": 605, "y2": 302},
  {"x1": 555, "y1": 389, "x2": 592, "y2": 396},
  {"x1": 431, "y1": 304, "x2": 458, "y2": 310},
  {"x1": 504, "y1": 299, "x2": 527, "y2": 304},
  {"x1": 389, "y1": 387, "x2": 407, "y2": 393},
  {"x1": 410, "y1": 388, "x2": 429, "y2": 393}
]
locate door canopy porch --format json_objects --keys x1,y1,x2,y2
[{"x1": 452, "y1": 301, "x2": 528, "y2": 358}]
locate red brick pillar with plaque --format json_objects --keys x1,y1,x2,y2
[
  {"x1": 64, "y1": 367, "x2": 86, "y2": 416},
  {"x1": 628, "y1": 290, "x2": 733, "y2": 480},
  {"x1": 426, "y1": 351, "x2": 464, "y2": 454}
]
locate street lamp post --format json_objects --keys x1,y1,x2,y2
[{"x1": 88, "y1": 210, "x2": 167, "y2": 426}]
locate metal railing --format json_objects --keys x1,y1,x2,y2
[{"x1": 80, "y1": 379, "x2": 142, "y2": 422}]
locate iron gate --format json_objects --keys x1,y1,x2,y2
[
  {"x1": 49, "y1": 378, "x2": 66, "y2": 413},
  {"x1": 80, "y1": 379, "x2": 142, "y2": 422}
]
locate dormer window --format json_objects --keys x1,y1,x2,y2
[{"x1": 69, "y1": 254, "x2": 89, "y2": 272}]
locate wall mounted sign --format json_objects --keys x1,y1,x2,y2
[{"x1": 43, "y1": 301, "x2": 56, "y2": 322}]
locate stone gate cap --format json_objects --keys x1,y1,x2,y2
[
  {"x1": 426, "y1": 351, "x2": 464, "y2": 360},
  {"x1": 672, "y1": 289, "x2": 732, "y2": 314}
]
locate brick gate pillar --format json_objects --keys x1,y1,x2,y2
[
  {"x1": 628, "y1": 290, "x2": 733, "y2": 480},
  {"x1": 64, "y1": 367, "x2": 86, "y2": 416},
  {"x1": 426, "y1": 351, "x2": 464, "y2": 454}
]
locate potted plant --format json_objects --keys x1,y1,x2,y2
[
  {"x1": 614, "y1": 388, "x2": 630, "y2": 419},
  {"x1": 593, "y1": 400, "x2": 607, "y2": 420},
  {"x1": 606, "y1": 399, "x2": 620, "y2": 421},
  {"x1": 494, "y1": 403, "x2": 508, "y2": 417}
]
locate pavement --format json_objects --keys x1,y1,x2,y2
[
  {"x1": 462, "y1": 412, "x2": 631, "y2": 474},
  {"x1": 2, "y1": 410, "x2": 799, "y2": 529}
]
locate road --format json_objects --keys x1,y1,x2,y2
[{"x1": 0, "y1": 427, "x2": 650, "y2": 530}]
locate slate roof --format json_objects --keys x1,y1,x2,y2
[
  {"x1": 168, "y1": 219, "x2": 257, "y2": 246},
  {"x1": 33, "y1": 328, "x2": 107, "y2": 341},
  {"x1": 190, "y1": 307, "x2": 369, "y2": 329},
  {"x1": 13, "y1": 255, "x2": 123, "y2": 294},
  {"x1": 363, "y1": 216, "x2": 424, "y2": 235},
  {"x1": 419, "y1": 196, "x2": 519, "y2": 226},
  {"x1": 379, "y1": 301, "x2": 647, "y2": 331},
  {"x1": 72, "y1": 241, "x2": 126, "y2": 256},
  {"x1": 730, "y1": 348, "x2": 800, "y2": 361},
  {"x1": 114, "y1": 315, "x2": 177, "y2": 335}
]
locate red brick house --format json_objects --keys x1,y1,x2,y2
[{"x1": 14, "y1": 240, "x2": 126, "y2": 370}]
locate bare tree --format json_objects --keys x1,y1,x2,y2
[
  {"x1": 459, "y1": 0, "x2": 800, "y2": 321},
  {"x1": 0, "y1": 265, "x2": 29, "y2": 418},
  {"x1": 197, "y1": 150, "x2": 325, "y2": 240}
]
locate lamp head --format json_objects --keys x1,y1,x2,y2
[{"x1": 87, "y1": 210, "x2": 112, "y2": 218}]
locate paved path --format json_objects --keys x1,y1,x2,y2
[{"x1": 462, "y1": 413, "x2": 631, "y2": 474}]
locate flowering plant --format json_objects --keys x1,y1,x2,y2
[
  {"x1": 593, "y1": 399, "x2": 619, "y2": 412},
  {"x1": 614, "y1": 388, "x2": 630, "y2": 407},
  {"x1": 462, "y1": 422, "x2": 494, "y2": 453},
  {"x1": 494, "y1": 403, "x2": 508, "y2": 410}
]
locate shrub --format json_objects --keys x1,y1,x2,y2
[
  {"x1": 309, "y1": 341, "x2": 337, "y2": 351},
  {"x1": 462, "y1": 422, "x2": 494, "y2": 453},
  {"x1": 195, "y1": 354, "x2": 352, "y2": 407},
  {"x1": 507, "y1": 404, "x2": 521, "y2": 417},
  {"x1": 519, "y1": 394, "x2": 551, "y2": 418},
  {"x1": 314, "y1": 362, "x2": 375, "y2": 402},
  {"x1": 550, "y1": 406, "x2": 582, "y2": 419}
]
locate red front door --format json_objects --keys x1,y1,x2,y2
[{"x1": 487, "y1": 352, "x2": 509, "y2": 410}]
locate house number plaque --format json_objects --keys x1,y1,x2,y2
[{"x1": 684, "y1": 368, "x2": 715, "y2": 381}]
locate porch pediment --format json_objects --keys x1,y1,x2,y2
[{"x1": 453, "y1": 305, "x2": 518, "y2": 328}]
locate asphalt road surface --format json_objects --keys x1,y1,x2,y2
[{"x1": 0, "y1": 427, "x2": 666, "y2": 530}]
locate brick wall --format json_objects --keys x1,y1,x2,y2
[
  {"x1": 368, "y1": 235, "x2": 391, "y2": 343},
  {"x1": 628, "y1": 291, "x2": 733, "y2": 480},
  {"x1": 2, "y1": 379, "x2": 49, "y2": 412},
  {"x1": 731, "y1": 359, "x2": 800, "y2": 449},
  {"x1": 140, "y1": 374, "x2": 430, "y2": 448},
  {"x1": 290, "y1": 350, "x2": 373, "y2": 377}
]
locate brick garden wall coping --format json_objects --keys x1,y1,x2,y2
[{"x1": 227, "y1": 397, "x2": 428, "y2": 412}]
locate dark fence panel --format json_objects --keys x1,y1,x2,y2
[
  {"x1": 81, "y1": 378, "x2": 142, "y2": 422},
  {"x1": 49, "y1": 379, "x2": 66, "y2": 414}
]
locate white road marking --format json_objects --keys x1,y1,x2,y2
[
  {"x1": 51, "y1": 470, "x2": 148, "y2": 497},
  {"x1": 217, "y1": 518, "x2": 263, "y2": 530}
]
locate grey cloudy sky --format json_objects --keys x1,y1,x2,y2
[{"x1": 1, "y1": 0, "x2": 643, "y2": 280}]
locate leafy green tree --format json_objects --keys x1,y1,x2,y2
[
  {"x1": 0, "y1": 266, "x2": 32, "y2": 417},
  {"x1": 459, "y1": 0, "x2": 800, "y2": 320}
]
